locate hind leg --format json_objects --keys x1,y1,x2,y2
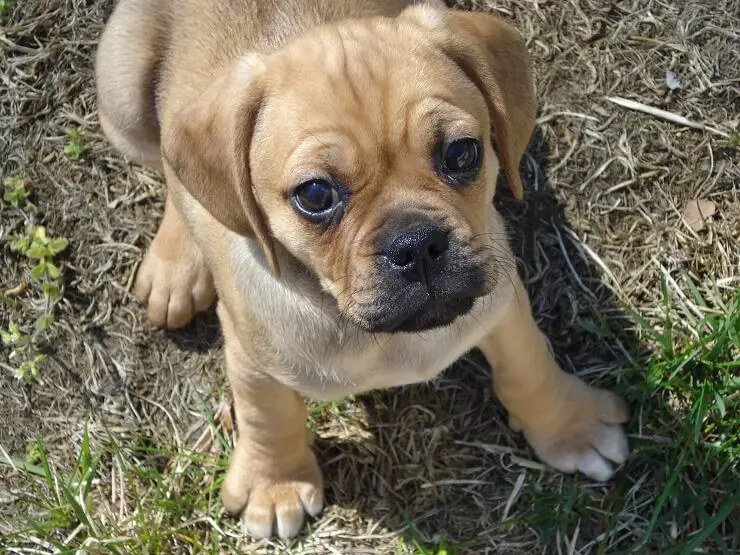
[{"x1": 96, "y1": 0, "x2": 215, "y2": 327}]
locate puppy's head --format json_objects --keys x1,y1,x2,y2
[{"x1": 163, "y1": 6, "x2": 536, "y2": 333}]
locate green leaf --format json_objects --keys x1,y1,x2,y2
[
  {"x1": 49, "y1": 238, "x2": 68, "y2": 255},
  {"x1": 41, "y1": 282, "x2": 61, "y2": 300},
  {"x1": 9, "y1": 235, "x2": 30, "y2": 253},
  {"x1": 25, "y1": 245, "x2": 49, "y2": 260},
  {"x1": 35, "y1": 314, "x2": 54, "y2": 333},
  {"x1": 46, "y1": 262, "x2": 61, "y2": 280},
  {"x1": 678, "y1": 492, "x2": 740, "y2": 555},
  {"x1": 0, "y1": 456, "x2": 47, "y2": 478},
  {"x1": 713, "y1": 390, "x2": 727, "y2": 418},
  {"x1": 31, "y1": 262, "x2": 47, "y2": 280}
]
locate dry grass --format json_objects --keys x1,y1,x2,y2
[{"x1": 1, "y1": 0, "x2": 738, "y2": 553}]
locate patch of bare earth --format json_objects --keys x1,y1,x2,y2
[{"x1": 1, "y1": 0, "x2": 738, "y2": 553}]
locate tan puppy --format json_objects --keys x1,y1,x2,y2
[{"x1": 96, "y1": 0, "x2": 630, "y2": 539}]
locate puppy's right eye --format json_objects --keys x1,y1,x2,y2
[
  {"x1": 292, "y1": 179, "x2": 343, "y2": 222},
  {"x1": 438, "y1": 137, "x2": 482, "y2": 186}
]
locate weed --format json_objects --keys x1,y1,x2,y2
[
  {"x1": 63, "y1": 128, "x2": 85, "y2": 160},
  {"x1": 719, "y1": 130, "x2": 740, "y2": 149},
  {"x1": 1, "y1": 178, "x2": 68, "y2": 380},
  {"x1": 0, "y1": 422, "x2": 238, "y2": 553},
  {"x1": 515, "y1": 288, "x2": 740, "y2": 554},
  {"x1": 3, "y1": 176, "x2": 35, "y2": 212},
  {"x1": 404, "y1": 536, "x2": 455, "y2": 555},
  {"x1": 0, "y1": 321, "x2": 47, "y2": 381}
]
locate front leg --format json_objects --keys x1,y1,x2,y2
[
  {"x1": 134, "y1": 193, "x2": 215, "y2": 328},
  {"x1": 218, "y1": 304, "x2": 323, "y2": 539},
  {"x1": 478, "y1": 276, "x2": 630, "y2": 481}
]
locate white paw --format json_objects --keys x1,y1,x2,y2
[
  {"x1": 222, "y1": 445, "x2": 324, "y2": 539},
  {"x1": 519, "y1": 376, "x2": 630, "y2": 481}
]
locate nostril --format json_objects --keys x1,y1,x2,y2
[
  {"x1": 391, "y1": 249, "x2": 414, "y2": 267},
  {"x1": 427, "y1": 237, "x2": 448, "y2": 259},
  {"x1": 426, "y1": 232, "x2": 449, "y2": 260}
]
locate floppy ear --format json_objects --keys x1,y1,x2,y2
[
  {"x1": 161, "y1": 54, "x2": 280, "y2": 275},
  {"x1": 404, "y1": 7, "x2": 537, "y2": 199}
]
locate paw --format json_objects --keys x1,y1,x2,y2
[
  {"x1": 518, "y1": 375, "x2": 630, "y2": 481},
  {"x1": 222, "y1": 446, "x2": 324, "y2": 539},
  {"x1": 134, "y1": 235, "x2": 215, "y2": 329}
]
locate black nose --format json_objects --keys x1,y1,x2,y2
[{"x1": 385, "y1": 225, "x2": 449, "y2": 283}]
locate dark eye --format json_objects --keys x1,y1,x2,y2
[
  {"x1": 292, "y1": 179, "x2": 342, "y2": 221},
  {"x1": 440, "y1": 138, "x2": 482, "y2": 179}
]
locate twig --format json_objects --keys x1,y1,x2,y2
[{"x1": 606, "y1": 96, "x2": 730, "y2": 138}]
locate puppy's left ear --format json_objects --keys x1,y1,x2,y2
[{"x1": 404, "y1": 7, "x2": 536, "y2": 199}]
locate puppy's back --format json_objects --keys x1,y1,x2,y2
[{"x1": 162, "y1": 0, "x2": 414, "y2": 113}]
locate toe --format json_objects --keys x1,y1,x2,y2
[
  {"x1": 598, "y1": 390, "x2": 630, "y2": 424},
  {"x1": 532, "y1": 443, "x2": 579, "y2": 475},
  {"x1": 193, "y1": 276, "x2": 216, "y2": 313},
  {"x1": 575, "y1": 449, "x2": 614, "y2": 482},
  {"x1": 298, "y1": 482, "x2": 324, "y2": 517},
  {"x1": 274, "y1": 490, "x2": 305, "y2": 539},
  {"x1": 146, "y1": 287, "x2": 170, "y2": 327},
  {"x1": 244, "y1": 491, "x2": 275, "y2": 539},
  {"x1": 133, "y1": 266, "x2": 153, "y2": 304},
  {"x1": 166, "y1": 294, "x2": 194, "y2": 329},
  {"x1": 590, "y1": 424, "x2": 629, "y2": 465}
]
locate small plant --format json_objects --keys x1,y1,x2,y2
[
  {"x1": 2, "y1": 222, "x2": 68, "y2": 380},
  {"x1": 0, "y1": 426, "x2": 104, "y2": 539},
  {"x1": 26, "y1": 439, "x2": 45, "y2": 466},
  {"x1": 3, "y1": 176, "x2": 36, "y2": 212},
  {"x1": 64, "y1": 128, "x2": 85, "y2": 160},
  {"x1": 0, "y1": 320, "x2": 46, "y2": 381},
  {"x1": 719, "y1": 130, "x2": 740, "y2": 149},
  {"x1": 10, "y1": 225, "x2": 68, "y2": 330}
]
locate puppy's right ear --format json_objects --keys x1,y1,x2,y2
[{"x1": 162, "y1": 54, "x2": 280, "y2": 276}]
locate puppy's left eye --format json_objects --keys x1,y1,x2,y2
[
  {"x1": 292, "y1": 179, "x2": 343, "y2": 223},
  {"x1": 439, "y1": 138, "x2": 482, "y2": 183}
]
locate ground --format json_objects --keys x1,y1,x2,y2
[{"x1": 1, "y1": 0, "x2": 738, "y2": 553}]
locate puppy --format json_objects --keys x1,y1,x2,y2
[{"x1": 96, "y1": 0, "x2": 630, "y2": 539}]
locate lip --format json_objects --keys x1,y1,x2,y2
[{"x1": 368, "y1": 296, "x2": 477, "y2": 333}]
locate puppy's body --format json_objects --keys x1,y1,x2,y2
[
  {"x1": 97, "y1": 0, "x2": 631, "y2": 540},
  {"x1": 100, "y1": 0, "x2": 513, "y2": 399},
  {"x1": 221, "y1": 213, "x2": 513, "y2": 401}
]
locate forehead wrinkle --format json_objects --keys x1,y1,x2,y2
[
  {"x1": 341, "y1": 25, "x2": 393, "y2": 119},
  {"x1": 283, "y1": 130, "x2": 362, "y2": 180},
  {"x1": 304, "y1": 29, "x2": 392, "y2": 162},
  {"x1": 399, "y1": 96, "x2": 446, "y2": 151}
]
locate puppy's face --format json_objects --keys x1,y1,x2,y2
[
  {"x1": 251, "y1": 21, "x2": 500, "y2": 332},
  {"x1": 164, "y1": 8, "x2": 536, "y2": 333}
]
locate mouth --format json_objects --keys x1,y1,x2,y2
[{"x1": 366, "y1": 295, "x2": 477, "y2": 333}]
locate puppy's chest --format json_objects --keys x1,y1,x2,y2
[
  {"x1": 226, "y1": 238, "x2": 510, "y2": 400},
  {"x1": 285, "y1": 300, "x2": 499, "y2": 400}
]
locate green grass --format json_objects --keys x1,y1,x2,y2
[
  {"x1": 1, "y1": 291, "x2": 738, "y2": 553},
  {"x1": 513, "y1": 287, "x2": 740, "y2": 554},
  {"x1": 1, "y1": 421, "x2": 237, "y2": 553}
]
